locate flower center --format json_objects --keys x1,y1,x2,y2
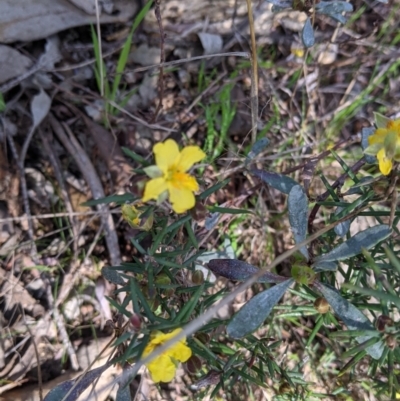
[{"x1": 166, "y1": 166, "x2": 198, "y2": 191}]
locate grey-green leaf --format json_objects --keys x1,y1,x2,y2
[
  {"x1": 44, "y1": 362, "x2": 112, "y2": 401},
  {"x1": 208, "y1": 259, "x2": 287, "y2": 283},
  {"x1": 288, "y1": 185, "x2": 309, "y2": 260},
  {"x1": 334, "y1": 205, "x2": 351, "y2": 237},
  {"x1": 227, "y1": 279, "x2": 294, "y2": 338},
  {"x1": 251, "y1": 169, "x2": 298, "y2": 195},
  {"x1": 313, "y1": 261, "x2": 337, "y2": 272},
  {"x1": 315, "y1": 1, "x2": 354, "y2": 14},
  {"x1": 245, "y1": 137, "x2": 270, "y2": 166},
  {"x1": 302, "y1": 17, "x2": 315, "y2": 48},
  {"x1": 314, "y1": 282, "x2": 384, "y2": 359},
  {"x1": 361, "y1": 127, "x2": 377, "y2": 164},
  {"x1": 317, "y1": 225, "x2": 391, "y2": 262},
  {"x1": 102, "y1": 266, "x2": 126, "y2": 285}
]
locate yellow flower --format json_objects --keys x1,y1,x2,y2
[
  {"x1": 365, "y1": 113, "x2": 400, "y2": 175},
  {"x1": 142, "y1": 139, "x2": 206, "y2": 213},
  {"x1": 143, "y1": 328, "x2": 192, "y2": 383}
]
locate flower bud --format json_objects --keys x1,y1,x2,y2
[
  {"x1": 195, "y1": 332, "x2": 210, "y2": 344},
  {"x1": 185, "y1": 355, "x2": 203, "y2": 374},
  {"x1": 386, "y1": 335, "x2": 397, "y2": 350},
  {"x1": 129, "y1": 313, "x2": 142, "y2": 331},
  {"x1": 314, "y1": 297, "x2": 330, "y2": 314},
  {"x1": 375, "y1": 315, "x2": 394, "y2": 332},
  {"x1": 192, "y1": 270, "x2": 204, "y2": 284},
  {"x1": 278, "y1": 382, "x2": 291, "y2": 394}
]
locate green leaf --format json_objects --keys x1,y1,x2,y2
[
  {"x1": 316, "y1": 225, "x2": 391, "y2": 263},
  {"x1": 342, "y1": 283, "x2": 400, "y2": 310},
  {"x1": 288, "y1": 185, "x2": 309, "y2": 260},
  {"x1": 207, "y1": 259, "x2": 286, "y2": 283},
  {"x1": 314, "y1": 282, "x2": 384, "y2": 360},
  {"x1": 251, "y1": 169, "x2": 298, "y2": 195},
  {"x1": 227, "y1": 279, "x2": 294, "y2": 338},
  {"x1": 143, "y1": 165, "x2": 163, "y2": 178},
  {"x1": 301, "y1": 17, "x2": 315, "y2": 48},
  {"x1": 374, "y1": 112, "x2": 391, "y2": 129},
  {"x1": 199, "y1": 178, "x2": 230, "y2": 199},
  {"x1": 207, "y1": 206, "x2": 252, "y2": 215}
]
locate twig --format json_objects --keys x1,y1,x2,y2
[
  {"x1": 49, "y1": 114, "x2": 121, "y2": 266},
  {"x1": 152, "y1": 0, "x2": 165, "y2": 123},
  {"x1": 21, "y1": 307, "x2": 43, "y2": 401},
  {"x1": 45, "y1": 278, "x2": 80, "y2": 371},
  {"x1": 5, "y1": 131, "x2": 38, "y2": 260},
  {"x1": 246, "y1": 0, "x2": 258, "y2": 144},
  {"x1": 0, "y1": 209, "x2": 120, "y2": 223},
  {"x1": 38, "y1": 127, "x2": 80, "y2": 253}
]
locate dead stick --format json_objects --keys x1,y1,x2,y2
[
  {"x1": 152, "y1": 0, "x2": 165, "y2": 123},
  {"x1": 48, "y1": 114, "x2": 121, "y2": 266},
  {"x1": 246, "y1": 0, "x2": 258, "y2": 144}
]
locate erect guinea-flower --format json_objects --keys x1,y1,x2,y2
[
  {"x1": 142, "y1": 329, "x2": 192, "y2": 383},
  {"x1": 364, "y1": 113, "x2": 400, "y2": 176},
  {"x1": 142, "y1": 139, "x2": 206, "y2": 213}
]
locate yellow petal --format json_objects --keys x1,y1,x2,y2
[
  {"x1": 177, "y1": 146, "x2": 206, "y2": 172},
  {"x1": 153, "y1": 139, "x2": 180, "y2": 174},
  {"x1": 142, "y1": 178, "x2": 168, "y2": 202},
  {"x1": 169, "y1": 187, "x2": 196, "y2": 213},
  {"x1": 368, "y1": 129, "x2": 387, "y2": 145},
  {"x1": 147, "y1": 354, "x2": 177, "y2": 383},
  {"x1": 170, "y1": 172, "x2": 199, "y2": 192},
  {"x1": 377, "y1": 148, "x2": 392, "y2": 176},
  {"x1": 170, "y1": 340, "x2": 192, "y2": 362}
]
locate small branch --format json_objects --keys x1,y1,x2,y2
[
  {"x1": 49, "y1": 114, "x2": 121, "y2": 266},
  {"x1": 246, "y1": 0, "x2": 258, "y2": 144},
  {"x1": 152, "y1": 0, "x2": 165, "y2": 123},
  {"x1": 5, "y1": 131, "x2": 38, "y2": 260},
  {"x1": 45, "y1": 278, "x2": 80, "y2": 371},
  {"x1": 38, "y1": 127, "x2": 80, "y2": 253}
]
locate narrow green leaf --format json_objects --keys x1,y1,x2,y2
[
  {"x1": 207, "y1": 206, "x2": 252, "y2": 215},
  {"x1": 199, "y1": 178, "x2": 230, "y2": 199},
  {"x1": 342, "y1": 283, "x2": 400, "y2": 309},
  {"x1": 227, "y1": 279, "x2": 294, "y2": 338}
]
